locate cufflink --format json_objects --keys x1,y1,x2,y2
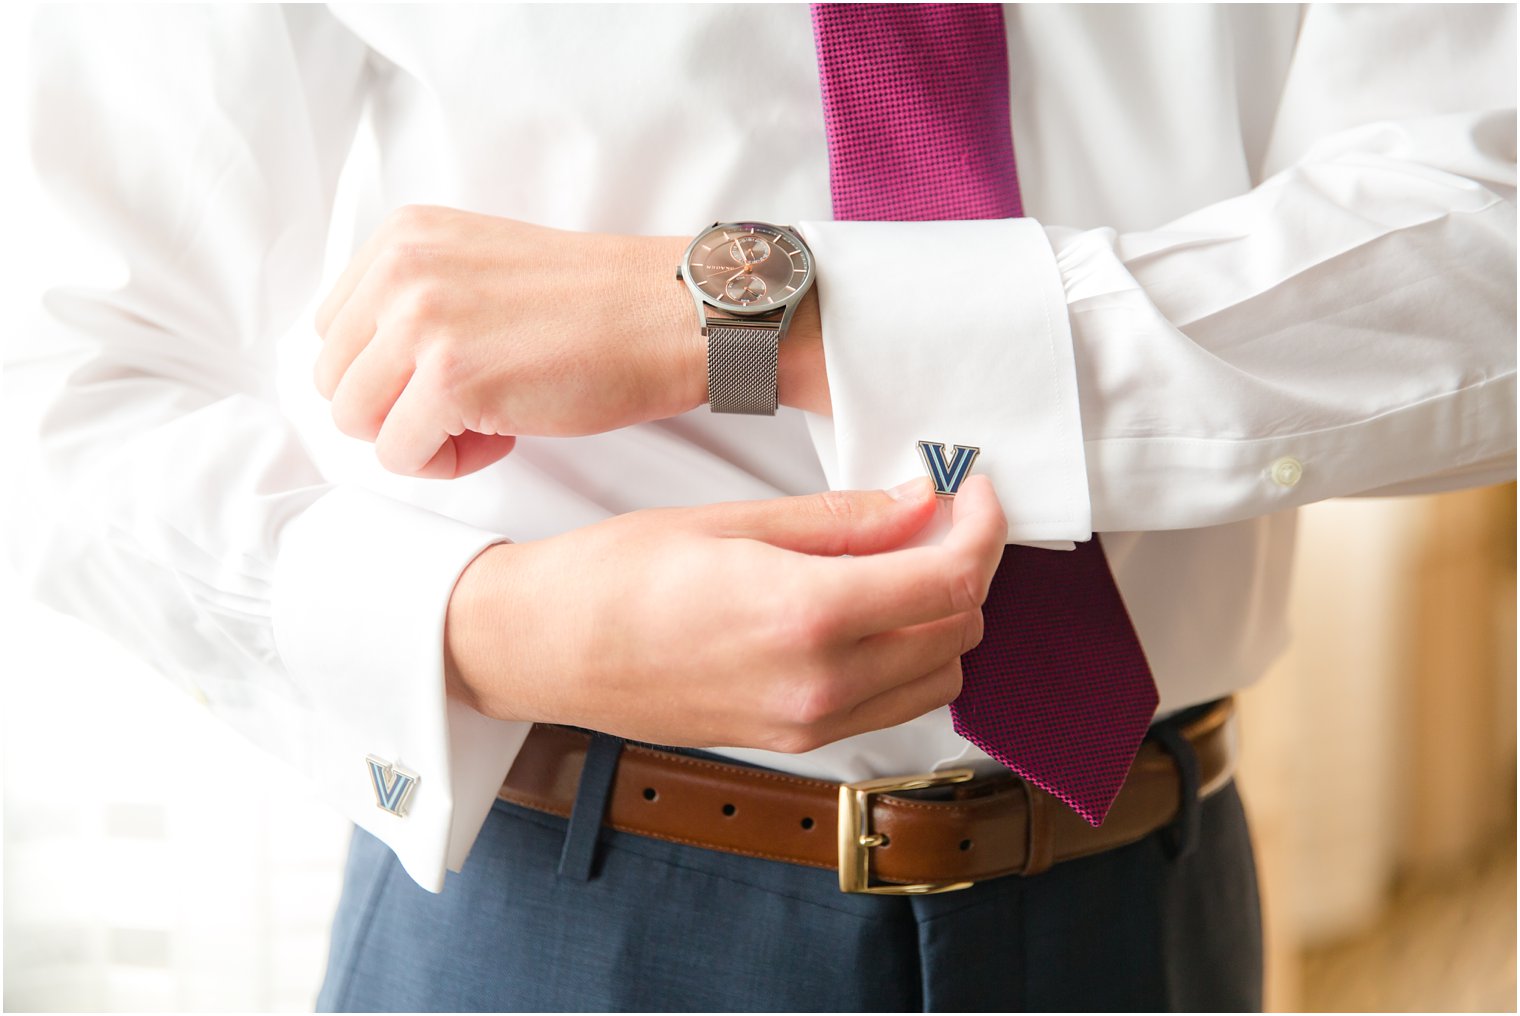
[
  {"x1": 366, "y1": 755, "x2": 419, "y2": 817},
  {"x1": 917, "y1": 440, "x2": 980, "y2": 496}
]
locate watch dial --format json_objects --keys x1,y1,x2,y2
[{"x1": 685, "y1": 223, "x2": 811, "y2": 311}]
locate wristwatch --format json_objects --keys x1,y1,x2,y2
[{"x1": 676, "y1": 221, "x2": 816, "y2": 415}]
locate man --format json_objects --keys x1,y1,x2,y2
[{"x1": 12, "y1": 4, "x2": 1514, "y2": 1011}]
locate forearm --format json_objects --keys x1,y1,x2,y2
[
  {"x1": 314, "y1": 217, "x2": 833, "y2": 481},
  {"x1": 778, "y1": 288, "x2": 830, "y2": 416},
  {"x1": 797, "y1": 122, "x2": 1516, "y2": 542}
]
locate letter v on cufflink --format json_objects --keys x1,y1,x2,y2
[
  {"x1": 917, "y1": 440, "x2": 980, "y2": 496},
  {"x1": 366, "y1": 755, "x2": 419, "y2": 817}
]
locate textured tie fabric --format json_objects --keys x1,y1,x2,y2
[{"x1": 811, "y1": 3, "x2": 1159, "y2": 826}]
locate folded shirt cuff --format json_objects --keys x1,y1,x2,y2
[
  {"x1": 796, "y1": 217, "x2": 1091, "y2": 545},
  {"x1": 271, "y1": 485, "x2": 530, "y2": 893}
]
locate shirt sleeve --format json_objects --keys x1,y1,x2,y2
[
  {"x1": 799, "y1": 4, "x2": 1516, "y2": 541},
  {"x1": 6, "y1": 5, "x2": 527, "y2": 893}
]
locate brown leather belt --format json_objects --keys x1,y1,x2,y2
[{"x1": 499, "y1": 697, "x2": 1236, "y2": 893}]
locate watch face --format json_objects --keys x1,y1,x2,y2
[{"x1": 683, "y1": 223, "x2": 813, "y2": 313}]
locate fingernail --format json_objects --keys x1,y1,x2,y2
[{"x1": 888, "y1": 477, "x2": 928, "y2": 501}]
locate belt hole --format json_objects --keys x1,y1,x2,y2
[
  {"x1": 959, "y1": 838, "x2": 973, "y2": 851},
  {"x1": 800, "y1": 816, "x2": 815, "y2": 830},
  {"x1": 721, "y1": 803, "x2": 736, "y2": 817},
  {"x1": 642, "y1": 787, "x2": 658, "y2": 802},
  {"x1": 877, "y1": 833, "x2": 890, "y2": 847}
]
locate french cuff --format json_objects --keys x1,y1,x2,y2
[
  {"x1": 272, "y1": 485, "x2": 531, "y2": 894},
  {"x1": 795, "y1": 218, "x2": 1091, "y2": 545}
]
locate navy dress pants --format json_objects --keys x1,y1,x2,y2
[{"x1": 317, "y1": 766, "x2": 1263, "y2": 1011}]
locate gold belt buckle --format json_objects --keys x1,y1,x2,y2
[{"x1": 837, "y1": 768, "x2": 977, "y2": 895}]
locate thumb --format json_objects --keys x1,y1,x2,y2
[{"x1": 708, "y1": 477, "x2": 938, "y2": 557}]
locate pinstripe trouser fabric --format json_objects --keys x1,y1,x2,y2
[{"x1": 317, "y1": 739, "x2": 1262, "y2": 1012}]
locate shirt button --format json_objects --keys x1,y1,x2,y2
[{"x1": 1270, "y1": 456, "x2": 1303, "y2": 488}]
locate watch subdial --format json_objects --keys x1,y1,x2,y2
[
  {"x1": 724, "y1": 273, "x2": 769, "y2": 304},
  {"x1": 729, "y1": 235, "x2": 772, "y2": 266}
]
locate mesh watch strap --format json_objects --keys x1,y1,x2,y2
[{"x1": 707, "y1": 321, "x2": 780, "y2": 415}]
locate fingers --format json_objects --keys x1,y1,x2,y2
[
  {"x1": 748, "y1": 605, "x2": 983, "y2": 755},
  {"x1": 848, "y1": 609, "x2": 984, "y2": 695},
  {"x1": 792, "y1": 608, "x2": 981, "y2": 737},
  {"x1": 372, "y1": 371, "x2": 518, "y2": 479},
  {"x1": 443, "y1": 431, "x2": 520, "y2": 478},
  {"x1": 701, "y1": 478, "x2": 938, "y2": 557},
  {"x1": 329, "y1": 338, "x2": 414, "y2": 442},
  {"x1": 316, "y1": 207, "x2": 446, "y2": 337},
  {"x1": 816, "y1": 474, "x2": 1007, "y2": 635},
  {"x1": 930, "y1": 473, "x2": 1008, "y2": 564},
  {"x1": 374, "y1": 372, "x2": 455, "y2": 477},
  {"x1": 832, "y1": 658, "x2": 964, "y2": 744},
  {"x1": 314, "y1": 226, "x2": 387, "y2": 337},
  {"x1": 314, "y1": 266, "x2": 387, "y2": 400},
  {"x1": 313, "y1": 205, "x2": 521, "y2": 479},
  {"x1": 315, "y1": 206, "x2": 448, "y2": 399},
  {"x1": 769, "y1": 658, "x2": 965, "y2": 754},
  {"x1": 319, "y1": 255, "x2": 517, "y2": 479}
]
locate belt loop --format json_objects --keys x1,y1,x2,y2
[
  {"x1": 557, "y1": 731, "x2": 624, "y2": 882},
  {"x1": 1019, "y1": 779, "x2": 1055, "y2": 876},
  {"x1": 1153, "y1": 721, "x2": 1201, "y2": 862}
]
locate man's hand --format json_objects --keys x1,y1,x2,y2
[
  {"x1": 313, "y1": 205, "x2": 828, "y2": 480},
  {"x1": 445, "y1": 476, "x2": 1005, "y2": 753}
]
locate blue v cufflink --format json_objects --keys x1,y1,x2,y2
[
  {"x1": 366, "y1": 755, "x2": 419, "y2": 817},
  {"x1": 917, "y1": 440, "x2": 980, "y2": 496}
]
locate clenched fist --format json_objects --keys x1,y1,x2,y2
[{"x1": 313, "y1": 205, "x2": 828, "y2": 479}]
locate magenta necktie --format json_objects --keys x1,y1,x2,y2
[{"x1": 811, "y1": 3, "x2": 1159, "y2": 826}]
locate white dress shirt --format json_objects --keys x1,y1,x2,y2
[{"x1": 9, "y1": 4, "x2": 1514, "y2": 893}]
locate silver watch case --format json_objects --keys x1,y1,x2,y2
[{"x1": 675, "y1": 221, "x2": 816, "y2": 335}]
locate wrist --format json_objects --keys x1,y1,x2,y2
[
  {"x1": 650, "y1": 235, "x2": 709, "y2": 415},
  {"x1": 444, "y1": 541, "x2": 524, "y2": 720},
  {"x1": 778, "y1": 287, "x2": 830, "y2": 415},
  {"x1": 658, "y1": 229, "x2": 831, "y2": 418}
]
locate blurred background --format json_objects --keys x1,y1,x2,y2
[
  {"x1": 2, "y1": 4, "x2": 1514, "y2": 1011},
  {"x1": 1238, "y1": 485, "x2": 1516, "y2": 1011}
]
